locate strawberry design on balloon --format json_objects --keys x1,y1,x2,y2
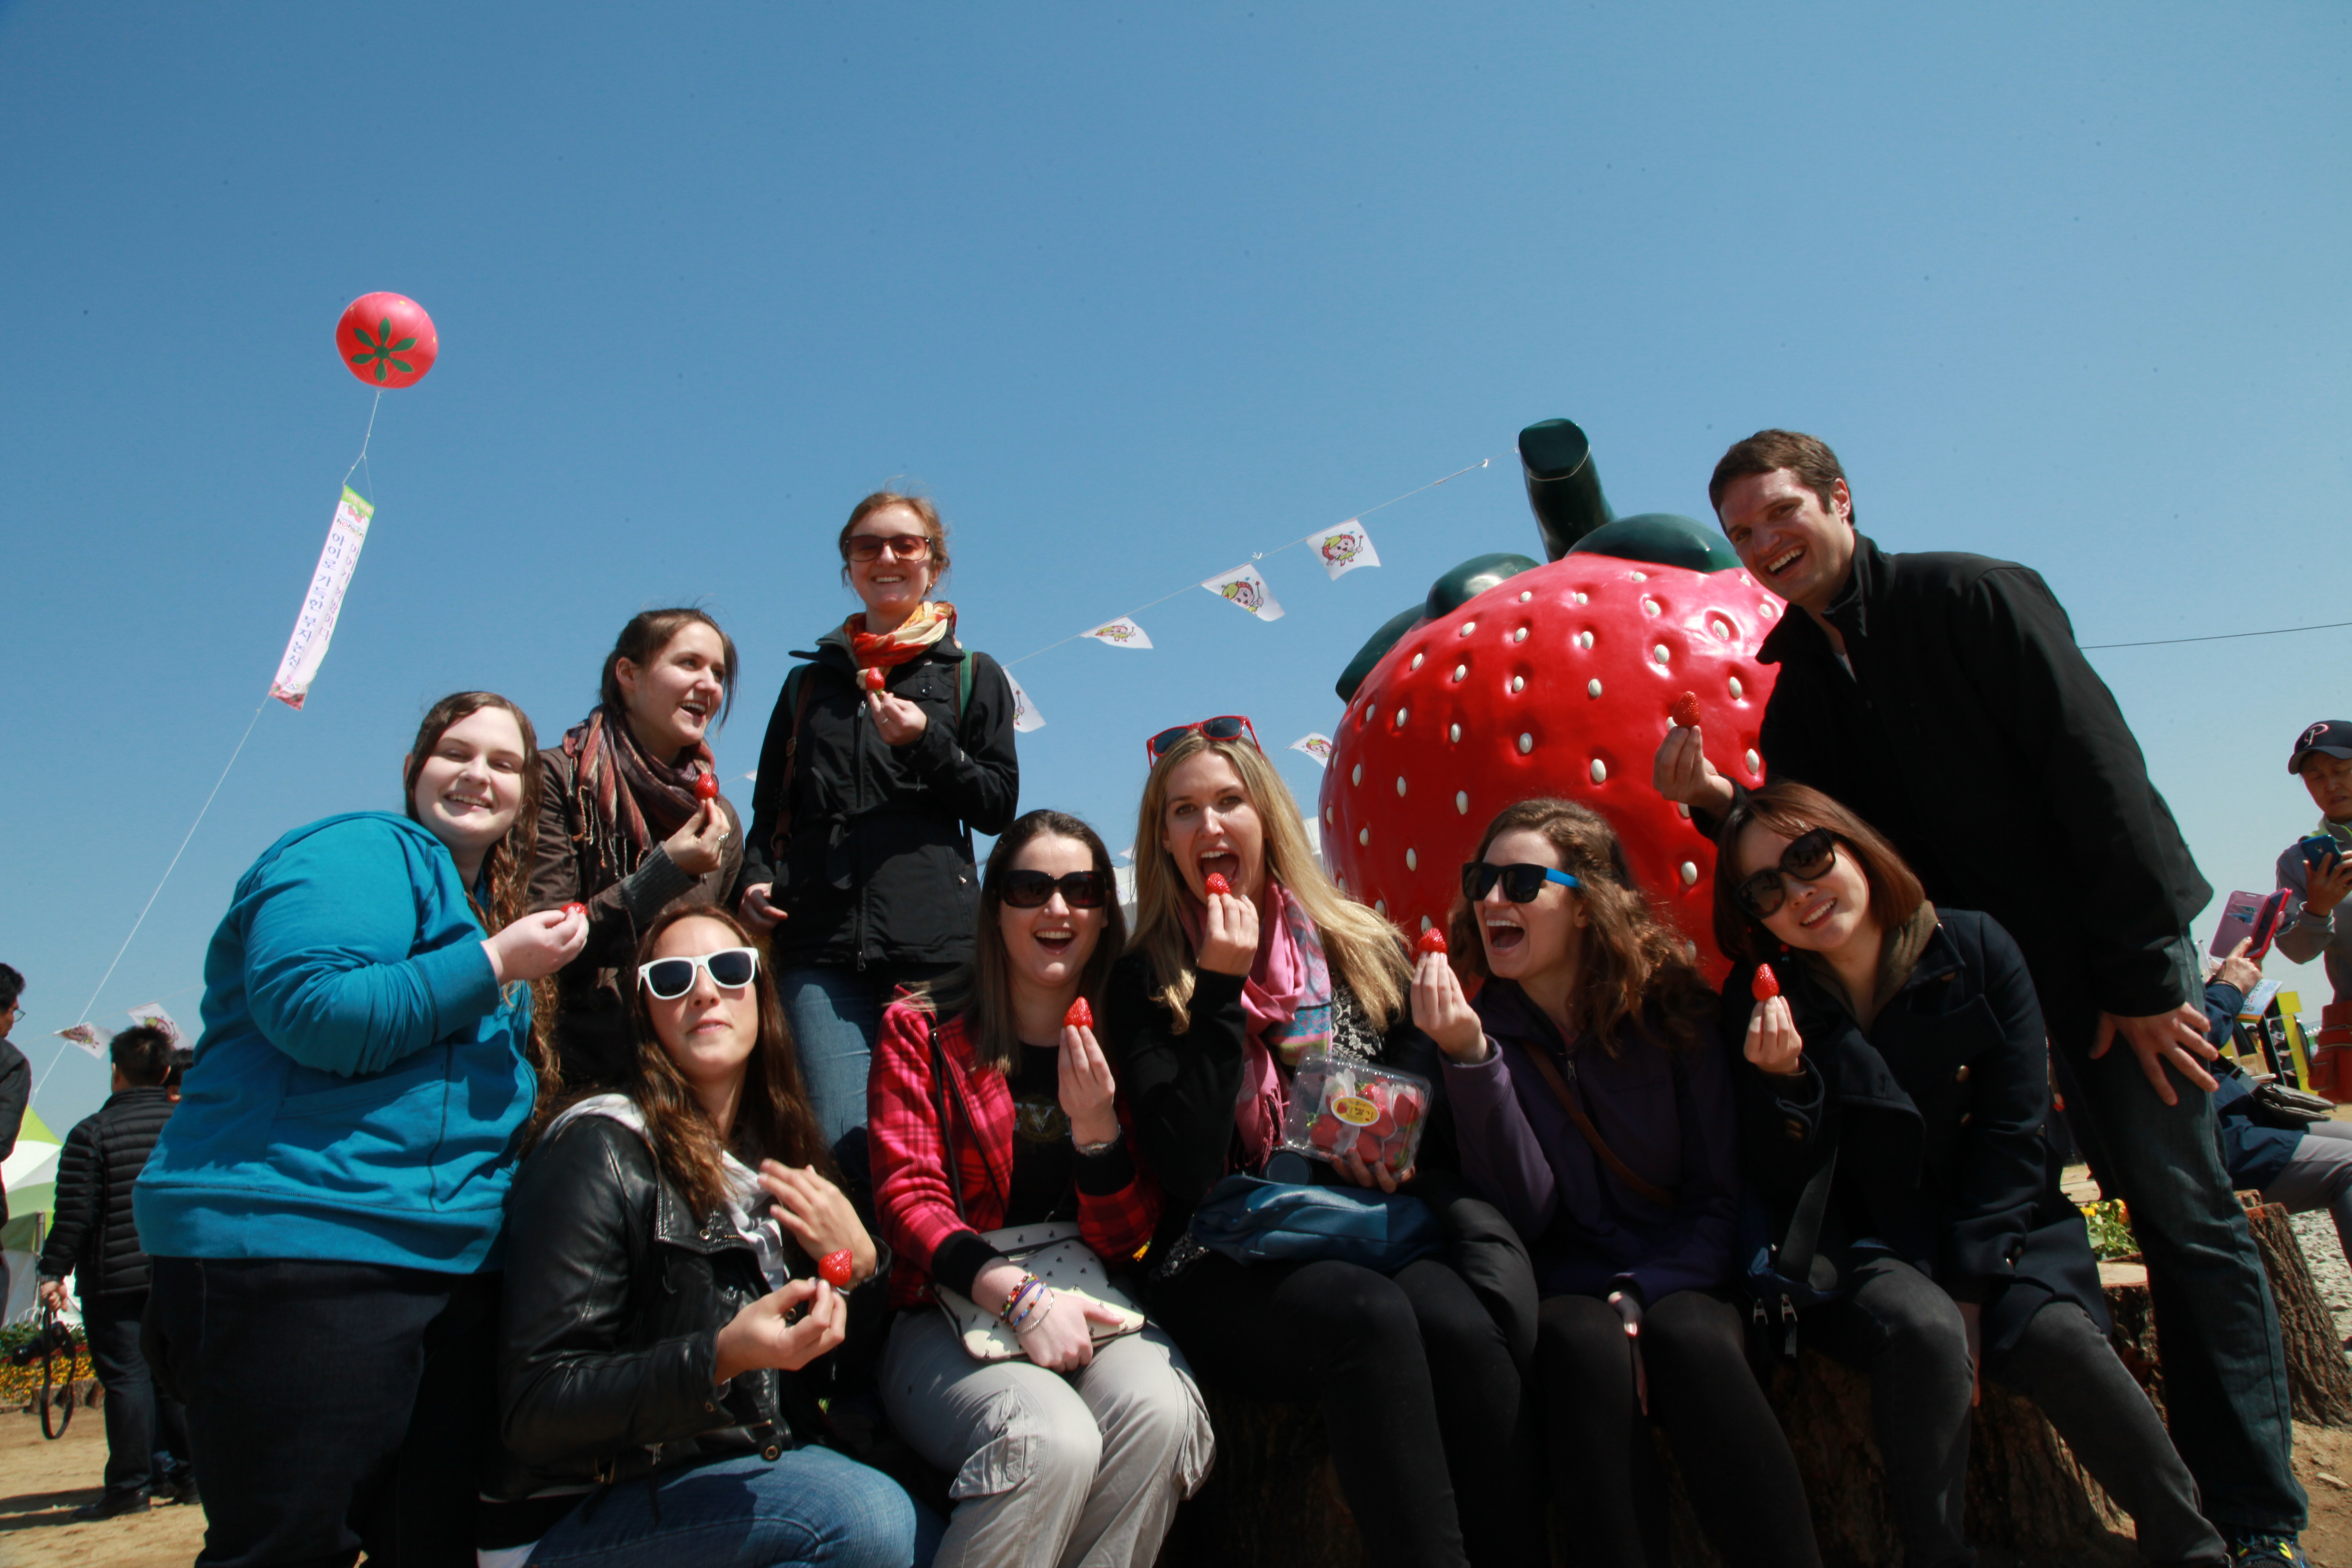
[{"x1": 1320, "y1": 418, "x2": 1779, "y2": 981}]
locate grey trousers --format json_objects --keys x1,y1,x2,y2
[
  {"x1": 880, "y1": 1309, "x2": 1214, "y2": 1568},
  {"x1": 2264, "y1": 1118, "x2": 2352, "y2": 1271}
]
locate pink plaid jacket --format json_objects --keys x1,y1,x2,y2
[{"x1": 867, "y1": 998, "x2": 1158, "y2": 1311}]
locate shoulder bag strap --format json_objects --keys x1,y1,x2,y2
[
  {"x1": 1778, "y1": 1121, "x2": 1841, "y2": 1285},
  {"x1": 925, "y1": 1012, "x2": 969, "y2": 1225},
  {"x1": 1516, "y1": 1042, "x2": 1676, "y2": 1208},
  {"x1": 764, "y1": 665, "x2": 818, "y2": 866}
]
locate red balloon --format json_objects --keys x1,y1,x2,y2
[{"x1": 336, "y1": 292, "x2": 438, "y2": 388}]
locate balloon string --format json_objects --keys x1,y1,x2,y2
[
  {"x1": 341, "y1": 389, "x2": 383, "y2": 498},
  {"x1": 34, "y1": 698, "x2": 269, "y2": 1097}
]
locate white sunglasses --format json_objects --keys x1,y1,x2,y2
[{"x1": 637, "y1": 947, "x2": 761, "y2": 1001}]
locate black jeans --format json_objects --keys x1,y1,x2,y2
[
  {"x1": 1808, "y1": 1255, "x2": 2225, "y2": 1568},
  {"x1": 84, "y1": 1292, "x2": 192, "y2": 1497},
  {"x1": 1537, "y1": 1290, "x2": 1819, "y2": 1568},
  {"x1": 146, "y1": 1256, "x2": 500, "y2": 1568},
  {"x1": 1153, "y1": 1249, "x2": 1547, "y2": 1568}
]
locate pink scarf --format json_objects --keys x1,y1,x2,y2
[{"x1": 1180, "y1": 882, "x2": 1334, "y2": 1168}]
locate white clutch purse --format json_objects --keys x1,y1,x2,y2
[{"x1": 934, "y1": 1220, "x2": 1147, "y2": 1363}]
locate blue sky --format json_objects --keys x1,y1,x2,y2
[{"x1": 3, "y1": 3, "x2": 2346, "y2": 1133}]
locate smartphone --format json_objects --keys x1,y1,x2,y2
[
  {"x1": 2249, "y1": 888, "x2": 2291, "y2": 960},
  {"x1": 2302, "y1": 834, "x2": 2343, "y2": 874},
  {"x1": 2211, "y1": 890, "x2": 2267, "y2": 959}
]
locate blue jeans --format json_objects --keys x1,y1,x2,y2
[
  {"x1": 525, "y1": 1449, "x2": 939, "y2": 1568},
  {"x1": 779, "y1": 963, "x2": 952, "y2": 1156},
  {"x1": 2051, "y1": 936, "x2": 2305, "y2": 1542}
]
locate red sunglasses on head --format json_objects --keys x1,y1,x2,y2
[{"x1": 1144, "y1": 715, "x2": 1261, "y2": 765}]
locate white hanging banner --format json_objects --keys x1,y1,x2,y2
[
  {"x1": 1200, "y1": 563, "x2": 1284, "y2": 622},
  {"x1": 1083, "y1": 616, "x2": 1153, "y2": 650},
  {"x1": 1003, "y1": 669, "x2": 1047, "y2": 733},
  {"x1": 125, "y1": 1003, "x2": 184, "y2": 1044},
  {"x1": 54, "y1": 1024, "x2": 107, "y2": 1060},
  {"x1": 1310, "y1": 520, "x2": 1380, "y2": 580},
  {"x1": 269, "y1": 487, "x2": 375, "y2": 710},
  {"x1": 1288, "y1": 732, "x2": 1335, "y2": 768}
]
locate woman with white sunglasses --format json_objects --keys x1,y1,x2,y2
[
  {"x1": 740, "y1": 491, "x2": 1021, "y2": 1158},
  {"x1": 486, "y1": 904, "x2": 939, "y2": 1568}
]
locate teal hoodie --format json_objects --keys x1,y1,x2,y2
[{"x1": 134, "y1": 812, "x2": 534, "y2": 1271}]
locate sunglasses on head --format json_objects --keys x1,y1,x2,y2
[
  {"x1": 637, "y1": 947, "x2": 761, "y2": 1001},
  {"x1": 1462, "y1": 861, "x2": 1584, "y2": 903},
  {"x1": 1734, "y1": 827, "x2": 1841, "y2": 920},
  {"x1": 998, "y1": 869, "x2": 1111, "y2": 909},
  {"x1": 1144, "y1": 714, "x2": 1261, "y2": 765},
  {"x1": 842, "y1": 534, "x2": 934, "y2": 564}
]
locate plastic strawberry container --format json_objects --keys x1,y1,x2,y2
[{"x1": 1281, "y1": 1049, "x2": 1431, "y2": 1174}]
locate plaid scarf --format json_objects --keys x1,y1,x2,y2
[{"x1": 561, "y1": 706, "x2": 716, "y2": 887}]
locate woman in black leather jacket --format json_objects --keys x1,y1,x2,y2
[{"x1": 485, "y1": 904, "x2": 939, "y2": 1568}]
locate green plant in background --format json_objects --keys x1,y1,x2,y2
[{"x1": 2082, "y1": 1199, "x2": 2140, "y2": 1261}]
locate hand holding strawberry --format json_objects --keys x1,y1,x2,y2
[
  {"x1": 1751, "y1": 964, "x2": 1780, "y2": 1001},
  {"x1": 1195, "y1": 878, "x2": 1259, "y2": 976},
  {"x1": 818, "y1": 1249, "x2": 855, "y2": 1289},
  {"x1": 1203, "y1": 872, "x2": 1231, "y2": 897},
  {"x1": 695, "y1": 771, "x2": 720, "y2": 803},
  {"x1": 1057, "y1": 1004, "x2": 1119, "y2": 1146},
  {"x1": 1744, "y1": 993, "x2": 1804, "y2": 1077},
  {"x1": 1411, "y1": 944, "x2": 1486, "y2": 1064},
  {"x1": 1064, "y1": 998, "x2": 1092, "y2": 1029},
  {"x1": 1670, "y1": 690, "x2": 1703, "y2": 729},
  {"x1": 1416, "y1": 927, "x2": 1448, "y2": 955}
]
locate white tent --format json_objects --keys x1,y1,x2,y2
[{"x1": 3, "y1": 1109, "x2": 62, "y2": 1325}]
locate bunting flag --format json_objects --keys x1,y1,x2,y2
[
  {"x1": 126, "y1": 1002, "x2": 184, "y2": 1044},
  {"x1": 1289, "y1": 732, "x2": 1335, "y2": 767},
  {"x1": 1003, "y1": 669, "x2": 1047, "y2": 733},
  {"x1": 1311, "y1": 521, "x2": 1380, "y2": 580},
  {"x1": 269, "y1": 486, "x2": 375, "y2": 710},
  {"x1": 1201, "y1": 563, "x2": 1284, "y2": 621},
  {"x1": 1084, "y1": 616, "x2": 1153, "y2": 650},
  {"x1": 54, "y1": 1024, "x2": 106, "y2": 1060}
]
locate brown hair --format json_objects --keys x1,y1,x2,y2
[
  {"x1": 1447, "y1": 799, "x2": 1714, "y2": 1054},
  {"x1": 402, "y1": 691, "x2": 543, "y2": 935},
  {"x1": 1128, "y1": 732, "x2": 1408, "y2": 1035},
  {"x1": 1707, "y1": 430, "x2": 1854, "y2": 528},
  {"x1": 608, "y1": 903, "x2": 834, "y2": 1222},
  {"x1": 598, "y1": 609, "x2": 738, "y2": 730},
  {"x1": 1710, "y1": 780, "x2": 1926, "y2": 964},
  {"x1": 912, "y1": 810, "x2": 1127, "y2": 1074},
  {"x1": 837, "y1": 490, "x2": 952, "y2": 588}
]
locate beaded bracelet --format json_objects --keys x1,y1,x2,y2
[
  {"x1": 996, "y1": 1274, "x2": 1044, "y2": 1326},
  {"x1": 1008, "y1": 1285, "x2": 1055, "y2": 1334}
]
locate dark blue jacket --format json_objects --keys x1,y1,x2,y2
[{"x1": 2202, "y1": 980, "x2": 2302, "y2": 1192}]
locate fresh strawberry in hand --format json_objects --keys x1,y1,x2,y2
[
  {"x1": 1204, "y1": 872, "x2": 1231, "y2": 897},
  {"x1": 1670, "y1": 690, "x2": 1703, "y2": 729},
  {"x1": 1416, "y1": 928, "x2": 1448, "y2": 956},
  {"x1": 861, "y1": 667, "x2": 886, "y2": 693},
  {"x1": 1064, "y1": 998, "x2": 1092, "y2": 1030},
  {"x1": 1323, "y1": 553, "x2": 1777, "y2": 983},
  {"x1": 818, "y1": 1250, "x2": 855, "y2": 1288},
  {"x1": 1751, "y1": 964, "x2": 1780, "y2": 1002},
  {"x1": 694, "y1": 771, "x2": 720, "y2": 803},
  {"x1": 562, "y1": 902, "x2": 587, "y2": 918}
]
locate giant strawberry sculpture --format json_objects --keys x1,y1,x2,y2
[{"x1": 1320, "y1": 419, "x2": 1780, "y2": 981}]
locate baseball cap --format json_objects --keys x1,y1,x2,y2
[{"x1": 2288, "y1": 720, "x2": 2352, "y2": 774}]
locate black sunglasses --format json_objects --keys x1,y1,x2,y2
[
  {"x1": 842, "y1": 534, "x2": 933, "y2": 564},
  {"x1": 1734, "y1": 827, "x2": 1841, "y2": 920},
  {"x1": 998, "y1": 869, "x2": 1111, "y2": 909},
  {"x1": 1144, "y1": 714, "x2": 1261, "y2": 765},
  {"x1": 1462, "y1": 862, "x2": 1585, "y2": 903}
]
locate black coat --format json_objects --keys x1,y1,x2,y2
[
  {"x1": 36, "y1": 1087, "x2": 174, "y2": 1300},
  {"x1": 1733, "y1": 533, "x2": 2209, "y2": 1030},
  {"x1": 1725, "y1": 909, "x2": 2104, "y2": 1351},
  {"x1": 491, "y1": 1112, "x2": 858, "y2": 1500},
  {"x1": 0, "y1": 1039, "x2": 27, "y2": 1234},
  {"x1": 743, "y1": 627, "x2": 1020, "y2": 970}
]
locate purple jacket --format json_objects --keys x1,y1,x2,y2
[{"x1": 1443, "y1": 980, "x2": 1739, "y2": 1304}]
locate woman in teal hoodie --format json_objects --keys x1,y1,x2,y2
[{"x1": 137, "y1": 691, "x2": 588, "y2": 1568}]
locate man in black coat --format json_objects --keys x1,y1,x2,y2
[
  {"x1": 1655, "y1": 430, "x2": 2304, "y2": 1560},
  {"x1": 0, "y1": 963, "x2": 29, "y2": 1308},
  {"x1": 38, "y1": 1025, "x2": 195, "y2": 1517}
]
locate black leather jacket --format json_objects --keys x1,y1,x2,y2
[{"x1": 491, "y1": 1111, "x2": 839, "y2": 1499}]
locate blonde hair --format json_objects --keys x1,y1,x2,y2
[{"x1": 1127, "y1": 733, "x2": 1407, "y2": 1034}]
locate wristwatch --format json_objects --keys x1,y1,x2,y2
[{"x1": 1073, "y1": 1126, "x2": 1123, "y2": 1158}]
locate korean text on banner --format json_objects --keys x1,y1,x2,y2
[
  {"x1": 1201, "y1": 563, "x2": 1284, "y2": 621},
  {"x1": 269, "y1": 487, "x2": 376, "y2": 710},
  {"x1": 1311, "y1": 521, "x2": 1380, "y2": 580},
  {"x1": 1003, "y1": 670, "x2": 1046, "y2": 733}
]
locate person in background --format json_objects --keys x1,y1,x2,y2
[
  {"x1": 1718, "y1": 780, "x2": 2223, "y2": 1568},
  {"x1": 1107, "y1": 720, "x2": 1545, "y2": 1568},
  {"x1": 137, "y1": 691, "x2": 586, "y2": 1568},
  {"x1": 1414, "y1": 799, "x2": 1818, "y2": 1568},
  {"x1": 2200, "y1": 939, "x2": 2352, "y2": 1282},
  {"x1": 0, "y1": 962, "x2": 27, "y2": 1309},
  {"x1": 533, "y1": 608, "x2": 748, "y2": 1091},
  {"x1": 869, "y1": 809, "x2": 1211, "y2": 1568},
  {"x1": 740, "y1": 492, "x2": 1021, "y2": 1158},
  {"x1": 2275, "y1": 722, "x2": 2352, "y2": 1008},
  {"x1": 487, "y1": 904, "x2": 933, "y2": 1568},
  {"x1": 37, "y1": 1024, "x2": 194, "y2": 1518},
  {"x1": 1656, "y1": 430, "x2": 2301, "y2": 1565}
]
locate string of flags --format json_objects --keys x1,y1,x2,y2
[
  {"x1": 56, "y1": 1003, "x2": 183, "y2": 1061},
  {"x1": 998, "y1": 454, "x2": 1496, "y2": 734}
]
